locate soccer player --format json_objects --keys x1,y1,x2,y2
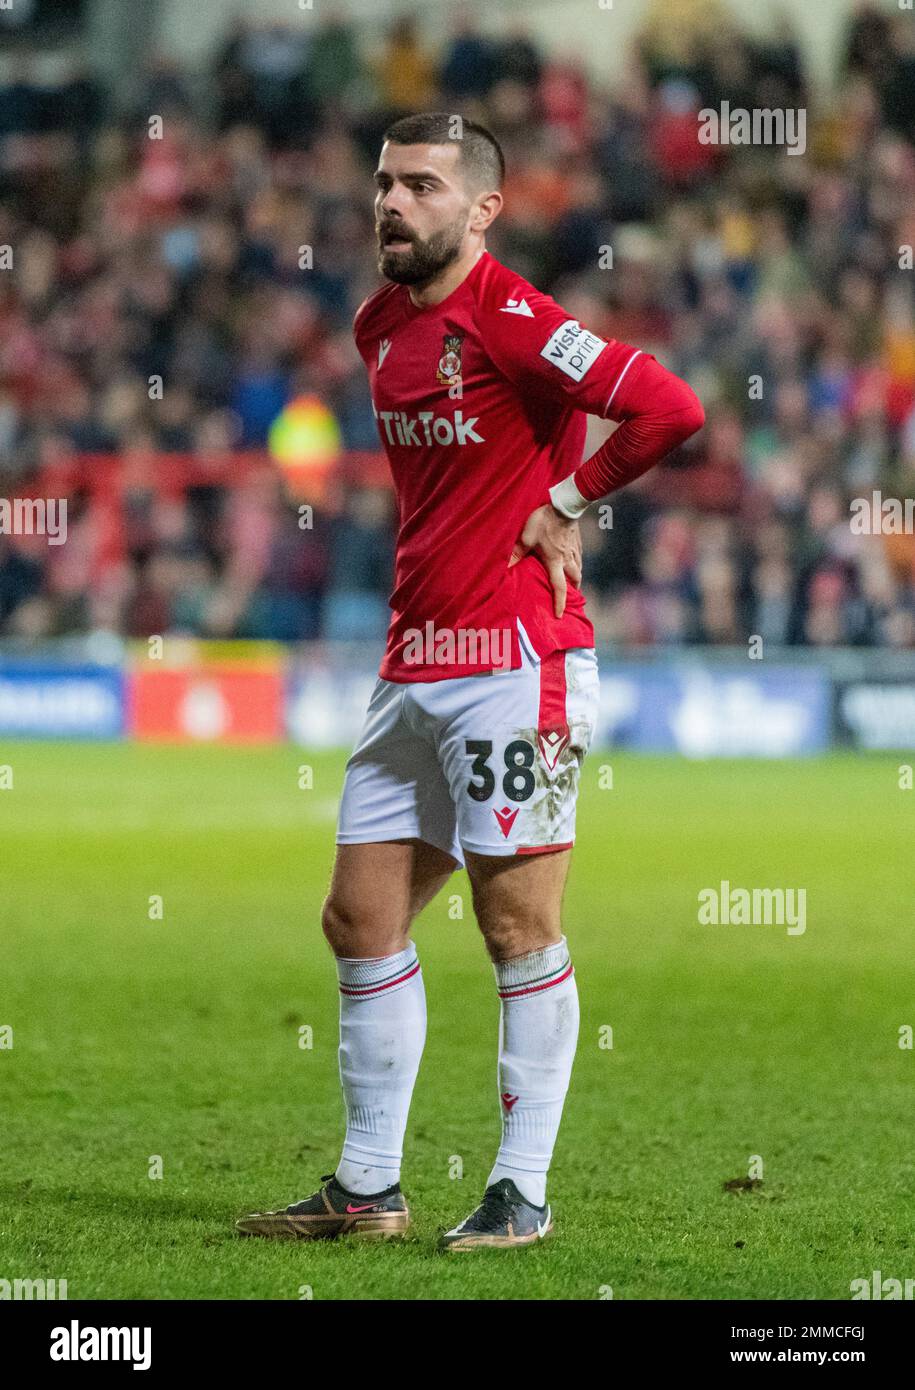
[{"x1": 238, "y1": 113, "x2": 703, "y2": 1249}]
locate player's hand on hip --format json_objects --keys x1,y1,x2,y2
[{"x1": 510, "y1": 504, "x2": 582, "y2": 618}]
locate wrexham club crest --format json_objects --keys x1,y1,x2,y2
[{"x1": 436, "y1": 333, "x2": 463, "y2": 387}]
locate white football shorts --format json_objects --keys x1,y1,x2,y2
[{"x1": 337, "y1": 626, "x2": 600, "y2": 865}]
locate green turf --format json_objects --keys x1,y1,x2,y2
[{"x1": 1, "y1": 744, "x2": 913, "y2": 1300}]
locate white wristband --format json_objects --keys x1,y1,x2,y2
[{"x1": 549, "y1": 473, "x2": 590, "y2": 520}]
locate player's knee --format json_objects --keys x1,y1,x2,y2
[
  {"x1": 475, "y1": 902, "x2": 561, "y2": 963},
  {"x1": 321, "y1": 892, "x2": 408, "y2": 958},
  {"x1": 321, "y1": 893, "x2": 356, "y2": 953}
]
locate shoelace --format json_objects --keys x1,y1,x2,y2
[{"x1": 464, "y1": 1185, "x2": 516, "y2": 1234}]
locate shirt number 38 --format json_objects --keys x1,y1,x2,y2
[{"x1": 464, "y1": 738, "x2": 537, "y2": 804}]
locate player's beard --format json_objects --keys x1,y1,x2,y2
[{"x1": 377, "y1": 212, "x2": 467, "y2": 287}]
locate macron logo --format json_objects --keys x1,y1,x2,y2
[
  {"x1": 500, "y1": 297, "x2": 534, "y2": 317},
  {"x1": 378, "y1": 338, "x2": 392, "y2": 368},
  {"x1": 538, "y1": 729, "x2": 569, "y2": 771}
]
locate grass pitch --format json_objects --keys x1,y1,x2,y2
[{"x1": 1, "y1": 744, "x2": 912, "y2": 1300}]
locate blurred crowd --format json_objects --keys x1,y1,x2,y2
[{"x1": 1, "y1": 2, "x2": 915, "y2": 648}]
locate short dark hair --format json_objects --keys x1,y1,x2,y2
[{"x1": 382, "y1": 112, "x2": 505, "y2": 191}]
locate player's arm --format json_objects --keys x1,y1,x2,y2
[
  {"x1": 527, "y1": 351, "x2": 704, "y2": 615},
  {"x1": 546, "y1": 351, "x2": 705, "y2": 519},
  {"x1": 485, "y1": 291, "x2": 704, "y2": 614}
]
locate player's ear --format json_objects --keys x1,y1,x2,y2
[{"x1": 472, "y1": 189, "x2": 503, "y2": 233}]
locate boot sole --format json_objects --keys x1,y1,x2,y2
[
  {"x1": 236, "y1": 1211, "x2": 410, "y2": 1241},
  {"x1": 440, "y1": 1220, "x2": 554, "y2": 1252}
]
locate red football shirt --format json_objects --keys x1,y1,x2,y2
[{"x1": 353, "y1": 249, "x2": 655, "y2": 682}]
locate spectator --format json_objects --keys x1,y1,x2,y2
[{"x1": 0, "y1": 8, "x2": 912, "y2": 651}]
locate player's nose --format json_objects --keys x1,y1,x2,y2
[{"x1": 379, "y1": 188, "x2": 408, "y2": 220}]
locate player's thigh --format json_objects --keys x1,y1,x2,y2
[
  {"x1": 337, "y1": 677, "x2": 462, "y2": 867},
  {"x1": 464, "y1": 847, "x2": 572, "y2": 962},
  {"x1": 322, "y1": 838, "x2": 458, "y2": 958}
]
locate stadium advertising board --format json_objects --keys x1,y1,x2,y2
[
  {"x1": 596, "y1": 666, "x2": 831, "y2": 757},
  {"x1": 0, "y1": 665, "x2": 124, "y2": 739},
  {"x1": 836, "y1": 681, "x2": 915, "y2": 750},
  {"x1": 3, "y1": 655, "x2": 907, "y2": 755},
  {"x1": 128, "y1": 667, "x2": 284, "y2": 743}
]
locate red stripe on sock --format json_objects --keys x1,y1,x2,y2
[
  {"x1": 339, "y1": 961, "x2": 421, "y2": 997},
  {"x1": 498, "y1": 962, "x2": 574, "y2": 1000}
]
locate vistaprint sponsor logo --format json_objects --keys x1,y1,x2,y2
[
  {"x1": 539, "y1": 319, "x2": 608, "y2": 382},
  {"x1": 50, "y1": 1320, "x2": 151, "y2": 1371},
  {"x1": 0, "y1": 1275, "x2": 68, "y2": 1299},
  {"x1": 372, "y1": 405, "x2": 484, "y2": 447},
  {"x1": 402, "y1": 621, "x2": 512, "y2": 669},
  {"x1": 851, "y1": 1269, "x2": 915, "y2": 1299},
  {"x1": 850, "y1": 491, "x2": 915, "y2": 535},
  {"x1": 697, "y1": 880, "x2": 807, "y2": 935},
  {"x1": 0, "y1": 496, "x2": 67, "y2": 545},
  {"x1": 698, "y1": 101, "x2": 806, "y2": 156}
]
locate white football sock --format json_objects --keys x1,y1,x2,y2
[
  {"x1": 334, "y1": 944, "x2": 426, "y2": 1196},
  {"x1": 487, "y1": 936, "x2": 579, "y2": 1208}
]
